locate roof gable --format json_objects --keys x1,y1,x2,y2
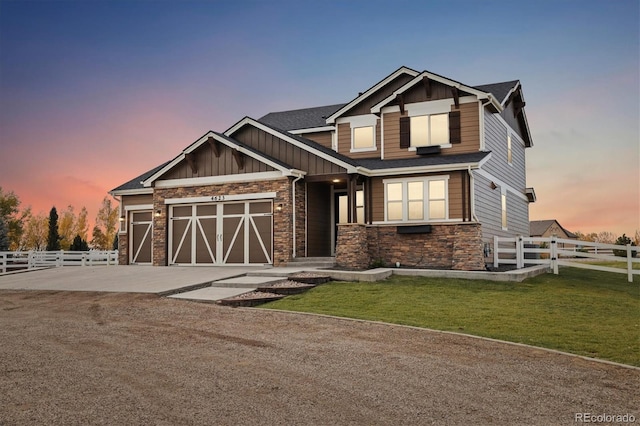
[{"x1": 325, "y1": 66, "x2": 419, "y2": 124}]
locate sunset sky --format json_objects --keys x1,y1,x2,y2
[{"x1": 1, "y1": 0, "x2": 638, "y2": 237}]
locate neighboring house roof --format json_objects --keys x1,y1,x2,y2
[
  {"x1": 259, "y1": 103, "x2": 346, "y2": 131},
  {"x1": 530, "y1": 220, "x2": 578, "y2": 238}
]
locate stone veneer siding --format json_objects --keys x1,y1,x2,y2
[
  {"x1": 150, "y1": 178, "x2": 294, "y2": 266},
  {"x1": 335, "y1": 222, "x2": 485, "y2": 271},
  {"x1": 118, "y1": 233, "x2": 128, "y2": 265}
]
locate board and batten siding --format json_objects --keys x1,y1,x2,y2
[
  {"x1": 233, "y1": 126, "x2": 346, "y2": 176},
  {"x1": 382, "y1": 101, "x2": 480, "y2": 160},
  {"x1": 370, "y1": 172, "x2": 464, "y2": 222},
  {"x1": 162, "y1": 142, "x2": 275, "y2": 180}
]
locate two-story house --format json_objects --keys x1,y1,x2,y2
[{"x1": 110, "y1": 66, "x2": 535, "y2": 270}]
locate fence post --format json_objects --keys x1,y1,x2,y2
[
  {"x1": 0, "y1": 253, "x2": 5, "y2": 273},
  {"x1": 551, "y1": 238, "x2": 558, "y2": 275},
  {"x1": 493, "y1": 236, "x2": 499, "y2": 268},
  {"x1": 627, "y1": 244, "x2": 633, "y2": 283},
  {"x1": 516, "y1": 236, "x2": 524, "y2": 269}
]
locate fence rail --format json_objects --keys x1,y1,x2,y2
[
  {"x1": 494, "y1": 236, "x2": 639, "y2": 282},
  {"x1": 0, "y1": 250, "x2": 118, "y2": 273}
]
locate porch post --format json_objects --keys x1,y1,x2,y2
[{"x1": 347, "y1": 174, "x2": 357, "y2": 223}]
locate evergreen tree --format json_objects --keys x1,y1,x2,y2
[
  {"x1": 46, "y1": 207, "x2": 61, "y2": 251},
  {"x1": 0, "y1": 217, "x2": 9, "y2": 251},
  {"x1": 70, "y1": 235, "x2": 89, "y2": 251},
  {"x1": 112, "y1": 234, "x2": 119, "y2": 251}
]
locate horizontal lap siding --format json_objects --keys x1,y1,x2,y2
[
  {"x1": 233, "y1": 126, "x2": 346, "y2": 176},
  {"x1": 383, "y1": 102, "x2": 479, "y2": 160},
  {"x1": 483, "y1": 113, "x2": 526, "y2": 190},
  {"x1": 370, "y1": 173, "x2": 464, "y2": 222},
  {"x1": 302, "y1": 131, "x2": 333, "y2": 150},
  {"x1": 122, "y1": 194, "x2": 153, "y2": 207}
]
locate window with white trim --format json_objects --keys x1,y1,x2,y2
[
  {"x1": 507, "y1": 134, "x2": 513, "y2": 164},
  {"x1": 353, "y1": 126, "x2": 374, "y2": 150},
  {"x1": 501, "y1": 192, "x2": 508, "y2": 229},
  {"x1": 410, "y1": 113, "x2": 449, "y2": 147},
  {"x1": 384, "y1": 176, "x2": 449, "y2": 222}
]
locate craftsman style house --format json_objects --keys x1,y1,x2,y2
[{"x1": 110, "y1": 66, "x2": 535, "y2": 270}]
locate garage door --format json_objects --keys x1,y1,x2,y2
[
  {"x1": 169, "y1": 201, "x2": 273, "y2": 265},
  {"x1": 130, "y1": 211, "x2": 153, "y2": 265}
]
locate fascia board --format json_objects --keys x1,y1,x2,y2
[
  {"x1": 357, "y1": 161, "x2": 484, "y2": 178},
  {"x1": 109, "y1": 188, "x2": 154, "y2": 196},
  {"x1": 325, "y1": 66, "x2": 420, "y2": 124},
  {"x1": 225, "y1": 117, "x2": 358, "y2": 173},
  {"x1": 288, "y1": 126, "x2": 335, "y2": 134}
]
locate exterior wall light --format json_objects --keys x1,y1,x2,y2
[
  {"x1": 155, "y1": 210, "x2": 162, "y2": 217},
  {"x1": 276, "y1": 204, "x2": 283, "y2": 212}
]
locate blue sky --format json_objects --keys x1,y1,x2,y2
[{"x1": 0, "y1": 0, "x2": 638, "y2": 236}]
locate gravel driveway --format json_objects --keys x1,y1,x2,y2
[{"x1": 1, "y1": 290, "x2": 638, "y2": 425}]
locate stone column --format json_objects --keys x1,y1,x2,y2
[{"x1": 335, "y1": 223, "x2": 370, "y2": 270}]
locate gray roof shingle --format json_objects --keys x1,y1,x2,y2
[
  {"x1": 473, "y1": 80, "x2": 520, "y2": 104},
  {"x1": 258, "y1": 103, "x2": 346, "y2": 131},
  {"x1": 357, "y1": 151, "x2": 490, "y2": 170}
]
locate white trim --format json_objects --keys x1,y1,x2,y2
[
  {"x1": 289, "y1": 126, "x2": 335, "y2": 134},
  {"x1": 479, "y1": 100, "x2": 486, "y2": 151},
  {"x1": 474, "y1": 168, "x2": 529, "y2": 202},
  {"x1": 499, "y1": 81, "x2": 521, "y2": 106},
  {"x1": 363, "y1": 159, "x2": 486, "y2": 177},
  {"x1": 370, "y1": 71, "x2": 503, "y2": 114},
  {"x1": 325, "y1": 66, "x2": 420, "y2": 124},
  {"x1": 110, "y1": 188, "x2": 153, "y2": 196},
  {"x1": 224, "y1": 117, "x2": 358, "y2": 173},
  {"x1": 155, "y1": 172, "x2": 285, "y2": 189},
  {"x1": 405, "y1": 98, "x2": 476, "y2": 116},
  {"x1": 165, "y1": 192, "x2": 277, "y2": 205}
]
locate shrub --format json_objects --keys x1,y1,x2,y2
[{"x1": 613, "y1": 234, "x2": 637, "y2": 258}]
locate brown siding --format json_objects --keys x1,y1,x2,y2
[
  {"x1": 122, "y1": 194, "x2": 153, "y2": 208},
  {"x1": 162, "y1": 142, "x2": 274, "y2": 180},
  {"x1": 371, "y1": 172, "x2": 464, "y2": 222},
  {"x1": 301, "y1": 131, "x2": 332, "y2": 150},
  {"x1": 336, "y1": 119, "x2": 381, "y2": 159},
  {"x1": 233, "y1": 126, "x2": 346, "y2": 176},
  {"x1": 382, "y1": 101, "x2": 480, "y2": 160}
]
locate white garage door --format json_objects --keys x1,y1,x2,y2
[{"x1": 168, "y1": 201, "x2": 273, "y2": 266}]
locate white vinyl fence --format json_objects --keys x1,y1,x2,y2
[
  {"x1": 0, "y1": 250, "x2": 118, "y2": 273},
  {"x1": 493, "y1": 236, "x2": 639, "y2": 282}
]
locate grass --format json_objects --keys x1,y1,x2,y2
[{"x1": 261, "y1": 267, "x2": 640, "y2": 366}]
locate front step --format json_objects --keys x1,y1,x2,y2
[{"x1": 285, "y1": 256, "x2": 336, "y2": 268}]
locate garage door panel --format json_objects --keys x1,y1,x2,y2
[
  {"x1": 172, "y1": 219, "x2": 192, "y2": 264},
  {"x1": 195, "y1": 218, "x2": 216, "y2": 264},
  {"x1": 131, "y1": 223, "x2": 152, "y2": 264},
  {"x1": 223, "y1": 216, "x2": 244, "y2": 264},
  {"x1": 249, "y1": 216, "x2": 272, "y2": 264}
]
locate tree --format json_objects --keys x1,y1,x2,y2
[
  {"x1": 613, "y1": 234, "x2": 637, "y2": 258},
  {"x1": 70, "y1": 235, "x2": 89, "y2": 251},
  {"x1": 21, "y1": 213, "x2": 48, "y2": 250},
  {"x1": 0, "y1": 187, "x2": 30, "y2": 250},
  {"x1": 76, "y1": 207, "x2": 89, "y2": 242},
  {"x1": 46, "y1": 207, "x2": 61, "y2": 251},
  {"x1": 0, "y1": 217, "x2": 9, "y2": 251},
  {"x1": 91, "y1": 197, "x2": 118, "y2": 250},
  {"x1": 58, "y1": 205, "x2": 76, "y2": 250},
  {"x1": 596, "y1": 231, "x2": 616, "y2": 244}
]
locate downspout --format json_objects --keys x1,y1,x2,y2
[
  {"x1": 468, "y1": 166, "x2": 479, "y2": 222},
  {"x1": 291, "y1": 174, "x2": 304, "y2": 259}
]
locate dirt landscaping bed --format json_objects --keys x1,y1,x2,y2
[{"x1": 0, "y1": 290, "x2": 638, "y2": 425}]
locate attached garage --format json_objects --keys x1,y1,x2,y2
[
  {"x1": 168, "y1": 199, "x2": 273, "y2": 266},
  {"x1": 129, "y1": 210, "x2": 153, "y2": 265}
]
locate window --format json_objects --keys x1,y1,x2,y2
[
  {"x1": 507, "y1": 134, "x2": 512, "y2": 164},
  {"x1": 410, "y1": 114, "x2": 449, "y2": 147},
  {"x1": 353, "y1": 126, "x2": 374, "y2": 150},
  {"x1": 384, "y1": 177, "x2": 449, "y2": 222},
  {"x1": 338, "y1": 190, "x2": 365, "y2": 224},
  {"x1": 501, "y1": 192, "x2": 508, "y2": 229}
]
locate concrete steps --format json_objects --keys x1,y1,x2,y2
[{"x1": 285, "y1": 257, "x2": 335, "y2": 268}]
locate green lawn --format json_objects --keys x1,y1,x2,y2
[{"x1": 261, "y1": 268, "x2": 640, "y2": 366}]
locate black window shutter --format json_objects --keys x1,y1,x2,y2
[
  {"x1": 400, "y1": 116, "x2": 410, "y2": 149},
  {"x1": 449, "y1": 110, "x2": 461, "y2": 144}
]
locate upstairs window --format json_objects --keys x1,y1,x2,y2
[
  {"x1": 353, "y1": 126, "x2": 374, "y2": 150},
  {"x1": 507, "y1": 134, "x2": 513, "y2": 164},
  {"x1": 410, "y1": 114, "x2": 449, "y2": 147}
]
